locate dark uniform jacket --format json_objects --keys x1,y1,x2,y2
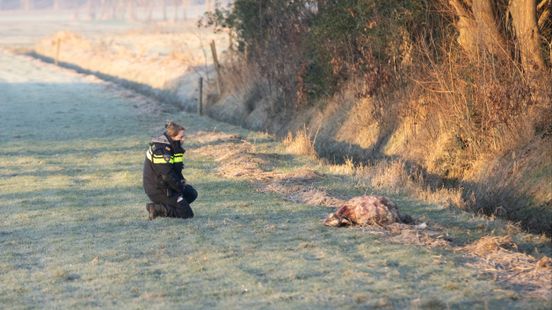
[{"x1": 143, "y1": 133, "x2": 186, "y2": 197}]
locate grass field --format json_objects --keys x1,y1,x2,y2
[{"x1": 0, "y1": 50, "x2": 551, "y2": 309}]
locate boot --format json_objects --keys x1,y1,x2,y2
[{"x1": 146, "y1": 202, "x2": 168, "y2": 220}]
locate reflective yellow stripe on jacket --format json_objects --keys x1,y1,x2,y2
[{"x1": 146, "y1": 149, "x2": 184, "y2": 164}]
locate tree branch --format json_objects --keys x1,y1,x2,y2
[
  {"x1": 510, "y1": 0, "x2": 546, "y2": 70},
  {"x1": 538, "y1": 0, "x2": 551, "y2": 29},
  {"x1": 537, "y1": 0, "x2": 550, "y2": 11}
]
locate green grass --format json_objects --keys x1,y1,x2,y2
[{"x1": 0, "y1": 51, "x2": 550, "y2": 309}]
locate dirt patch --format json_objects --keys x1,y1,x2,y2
[
  {"x1": 261, "y1": 182, "x2": 345, "y2": 207},
  {"x1": 463, "y1": 235, "x2": 517, "y2": 256},
  {"x1": 192, "y1": 131, "x2": 243, "y2": 145},
  {"x1": 352, "y1": 223, "x2": 452, "y2": 248},
  {"x1": 217, "y1": 152, "x2": 268, "y2": 180},
  {"x1": 462, "y1": 236, "x2": 552, "y2": 300},
  {"x1": 260, "y1": 168, "x2": 344, "y2": 207},
  {"x1": 190, "y1": 131, "x2": 334, "y2": 199},
  {"x1": 191, "y1": 133, "x2": 267, "y2": 180}
]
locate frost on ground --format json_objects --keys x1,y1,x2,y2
[
  {"x1": 0, "y1": 45, "x2": 551, "y2": 308},
  {"x1": 192, "y1": 130, "x2": 341, "y2": 206},
  {"x1": 30, "y1": 23, "x2": 229, "y2": 112}
]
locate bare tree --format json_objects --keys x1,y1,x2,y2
[
  {"x1": 448, "y1": 0, "x2": 550, "y2": 73},
  {"x1": 510, "y1": 0, "x2": 546, "y2": 70}
]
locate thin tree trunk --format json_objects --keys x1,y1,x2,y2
[
  {"x1": 510, "y1": 0, "x2": 546, "y2": 71},
  {"x1": 449, "y1": 0, "x2": 479, "y2": 56},
  {"x1": 472, "y1": 0, "x2": 509, "y2": 58},
  {"x1": 449, "y1": 0, "x2": 509, "y2": 59}
]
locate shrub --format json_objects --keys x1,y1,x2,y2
[{"x1": 201, "y1": 0, "x2": 443, "y2": 107}]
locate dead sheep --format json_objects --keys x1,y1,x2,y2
[{"x1": 324, "y1": 195, "x2": 413, "y2": 227}]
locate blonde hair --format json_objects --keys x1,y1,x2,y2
[{"x1": 165, "y1": 121, "x2": 185, "y2": 138}]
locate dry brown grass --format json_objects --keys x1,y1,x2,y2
[
  {"x1": 191, "y1": 131, "x2": 269, "y2": 180},
  {"x1": 283, "y1": 129, "x2": 318, "y2": 159},
  {"x1": 463, "y1": 235, "x2": 517, "y2": 256},
  {"x1": 191, "y1": 130, "x2": 342, "y2": 207},
  {"x1": 48, "y1": 31, "x2": 90, "y2": 47},
  {"x1": 334, "y1": 96, "x2": 382, "y2": 149},
  {"x1": 190, "y1": 129, "x2": 460, "y2": 250},
  {"x1": 334, "y1": 159, "x2": 466, "y2": 210},
  {"x1": 191, "y1": 130, "x2": 243, "y2": 145},
  {"x1": 34, "y1": 26, "x2": 229, "y2": 97},
  {"x1": 353, "y1": 160, "x2": 412, "y2": 194},
  {"x1": 386, "y1": 223, "x2": 452, "y2": 248},
  {"x1": 292, "y1": 49, "x2": 550, "y2": 233},
  {"x1": 321, "y1": 148, "x2": 552, "y2": 297},
  {"x1": 207, "y1": 23, "x2": 551, "y2": 235},
  {"x1": 462, "y1": 235, "x2": 552, "y2": 300},
  {"x1": 262, "y1": 181, "x2": 345, "y2": 207},
  {"x1": 184, "y1": 116, "x2": 552, "y2": 303}
]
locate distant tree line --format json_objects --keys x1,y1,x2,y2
[{"x1": 0, "y1": 0, "x2": 233, "y2": 21}]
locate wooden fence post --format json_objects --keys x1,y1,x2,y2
[
  {"x1": 210, "y1": 40, "x2": 223, "y2": 94},
  {"x1": 198, "y1": 77, "x2": 203, "y2": 116}
]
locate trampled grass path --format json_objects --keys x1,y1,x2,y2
[{"x1": 0, "y1": 50, "x2": 549, "y2": 309}]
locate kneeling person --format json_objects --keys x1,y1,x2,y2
[{"x1": 143, "y1": 121, "x2": 197, "y2": 220}]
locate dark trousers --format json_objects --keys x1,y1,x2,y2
[{"x1": 146, "y1": 184, "x2": 198, "y2": 219}]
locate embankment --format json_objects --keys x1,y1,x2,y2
[{"x1": 29, "y1": 25, "x2": 552, "y2": 236}]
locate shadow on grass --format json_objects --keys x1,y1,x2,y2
[
  {"x1": 22, "y1": 50, "x2": 192, "y2": 113},
  {"x1": 185, "y1": 135, "x2": 276, "y2": 151}
]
